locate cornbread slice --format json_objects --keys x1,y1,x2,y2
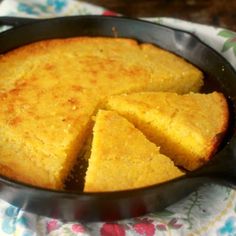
[
  {"x1": 0, "y1": 37, "x2": 203, "y2": 101},
  {"x1": 0, "y1": 78, "x2": 99, "y2": 189},
  {"x1": 107, "y1": 92, "x2": 229, "y2": 171},
  {"x1": 84, "y1": 110, "x2": 183, "y2": 192}
]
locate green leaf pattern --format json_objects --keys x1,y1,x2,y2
[{"x1": 218, "y1": 29, "x2": 236, "y2": 56}]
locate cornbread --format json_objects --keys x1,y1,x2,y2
[
  {"x1": 0, "y1": 37, "x2": 204, "y2": 189},
  {"x1": 107, "y1": 92, "x2": 229, "y2": 171},
  {"x1": 84, "y1": 110, "x2": 184, "y2": 192}
]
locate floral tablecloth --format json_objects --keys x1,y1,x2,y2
[{"x1": 0, "y1": 1, "x2": 236, "y2": 235}]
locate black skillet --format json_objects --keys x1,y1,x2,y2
[{"x1": 0, "y1": 15, "x2": 236, "y2": 222}]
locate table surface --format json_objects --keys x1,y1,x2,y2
[{"x1": 86, "y1": 0, "x2": 236, "y2": 31}]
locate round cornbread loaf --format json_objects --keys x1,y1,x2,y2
[{"x1": 0, "y1": 37, "x2": 204, "y2": 190}]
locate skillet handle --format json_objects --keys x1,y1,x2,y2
[{"x1": 0, "y1": 16, "x2": 40, "y2": 27}]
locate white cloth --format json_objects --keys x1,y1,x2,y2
[{"x1": 0, "y1": 1, "x2": 236, "y2": 235}]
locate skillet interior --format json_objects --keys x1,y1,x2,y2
[{"x1": 0, "y1": 16, "x2": 236, "y2": 221}]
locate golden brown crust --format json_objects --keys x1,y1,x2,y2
[{"x1": 206, "y1": 93, "x2": 229, "y2": 160}]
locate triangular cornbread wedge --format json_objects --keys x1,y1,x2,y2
[
  {"x1": 84, "y1": 110, "x2": 183, "y2": 192},
  {"x1": 107, "y1": 92, "x2": 229, "y2": 171}
]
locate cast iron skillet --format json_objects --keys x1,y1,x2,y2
[{"x1": 0, "y1": 15, "x2": 236, "y2": 222}]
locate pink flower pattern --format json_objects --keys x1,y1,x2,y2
[
  {"x1": 133, "y1": 222, "x2": 155, "y2": 236},
  {"x1": 46, "y1": 219, "x2": 60, "y2": 233},
  {"x1": 71, "y1": 223, "x2": 85, "y2": 234},
  {"x1": 100, "y1": 223, "x2": 126, "y2": 236}
]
